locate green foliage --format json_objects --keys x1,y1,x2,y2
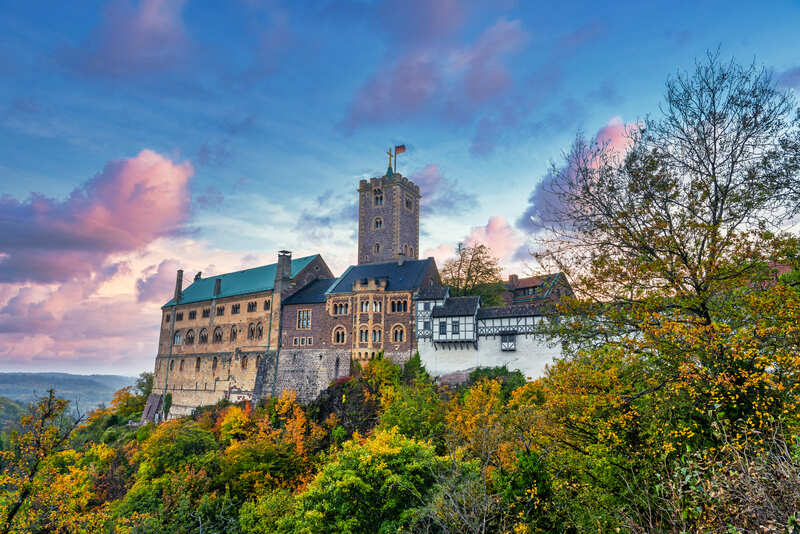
[
  {"x1": 379, "y1": 380, "x2": 446, "y2": 453},
  {"x1": 136, "y1": 419, "x2": 218, "y2": 480},
  {"x1": 287, "y1": 429, "x2": 443, "y2": 533},
  {"x1": 465, "y1": 365, "x2": 526, "y2": 401},
  {"x1": 239, "y1": 489, "x2": 294, "y2": 534},
  {"x1": 452, "y1": 280, "x2": 506, "y2": 306}
]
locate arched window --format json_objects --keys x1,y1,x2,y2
[
  {"x1": 374, "y1": 243, "x2": 381, "y2": 254},
  {"x1": 374, "y1": 188, "x2": 383, "y2": 206},
  {"x1": 409, "y1": 246, "x2": 414, "y2": 257},
  {"x1": 169, "y1": 360, "x2": 175, "y2": 371},
  {"x1": 256, "y1": 355, "x2": 262, "y2": 368},
  {"x1": 392, "y1": 325, "x2": 405, "y2": 343},
  {"x1": 241, "y1": 356, "x2": 248, "y2": 370},
  {"x1": 359, "y1": 328, "x2": 368, "y2": 342},
  {"x1": 179, "y1": 359, "x2": 185, "y2": 371},
  {"x1": 403, "y1": 244, "x2": 408, "y2": 256},
  {"x1": 173, "y1": 331, "x2": 182, "y2": 345},
  {"x1": 372, "y1": 328, "x2": 382, "y2": 343},
  {"x1": 213, "y1": 327, "x2": 223, "y2": 343},
  {"x1": 212, "y1": 357, "x2": 218, "y2": 372},
  {"x1": 256, "y1": 322, "x2": 264, "y2": 339},
  {"x1": 333, "y1": 327, "x2": 346, "y2": 344},
  {"x1": 199, "y1": 328, "x2": 208, "y2": 344},
  {"x1": 374, "y1": 217, "x2": 383, "y2": 229},
  {"x1": 195, "y1": 357, "x2": 201, "y2": 371},
  {"x1": 184, "y1": 329, "x2": 195, "y2": 345},
  {"x1": 248, "y1": 323, "x2": 255, "y2": 340},
  {"x1": 230, "y1": 326, "x2": 237, "y2": 342}
]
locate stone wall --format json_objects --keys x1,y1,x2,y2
[{"x1": 255, "y1": 348, "x2": 348, "y2": 403}]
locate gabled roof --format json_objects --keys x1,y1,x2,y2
[
  {"x1": 283, "y1": 278, "x2": 336, "y2": 305},
  {"x1": 477, "y1": 303, "x2": 552, "y2": 319},
  {"x1": 415, "y1": 284, "x2": 449, "y2": 300},
  {"x1": 326, "y1": 258, "x2": 435, "y2": 294},
  {"x1": 431, "y1": 296, "x2": 480, "y2": 318},
  {"x1": 506, "y1": 273, "x2": 561, "y2": 290},
  {"x1": 163, "y1": 255, "x2": 320, "y2": 307}
]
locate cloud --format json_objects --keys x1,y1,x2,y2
[
  {"x1": 777, "y1": 67, "x2": 800, "y2": 90},
  {"x1": 411, "y1": 164, "x2": 478, "y2": 215},
  {"x1": 516, "y1": 116, "x2": 634, "y2": 234},
  {"x1": 65, "y1": 0, "x2": 190, "y2": 79},
  {"x1": 136, "y1": 259, "x2": 180, "y2": 302},
  {"x1": 343, "y1": 17, "x2": 527, "y2": 131},
  {"x1": 463, "y1": 216, "x2": 523, "y2": 263},
  {"x1": 0, "y1": 149, "x2": 193, "y2": 283}
]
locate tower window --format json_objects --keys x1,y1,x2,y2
[
  {"x1": 405, "y1": 197, "x2": 413, "y2": 211},
  {"x1": 374, "y1": 243, "x2": 381, "y2": 255},
  {"x1": 374, "y1": 217, "x2": 383, "y2": 229},
  {"x1": 374, "y1": 188, "x2": 383, "y2": 206}
]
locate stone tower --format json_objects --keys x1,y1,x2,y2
[{"x1": 357, "y1": 166, "x2": 420, "y2": 265}]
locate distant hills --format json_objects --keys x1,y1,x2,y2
[{"x1": 0, "y1": 373, "x2": 136, "y2": 415}]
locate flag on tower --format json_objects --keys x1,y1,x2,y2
[{"x1": 394, "y1": 144, "x2": 406, "y2": 155}]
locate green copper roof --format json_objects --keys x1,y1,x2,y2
[{"x1": 163, "y1": 254, "x2": 319, "y2": 307}]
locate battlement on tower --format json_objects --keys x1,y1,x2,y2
[{"x1": 358, "y1": 174, "x2": 420, "y2": 196}]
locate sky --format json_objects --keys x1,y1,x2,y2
[{"x1": 1, "y1": 0, "x2": 799, "y2": 375}]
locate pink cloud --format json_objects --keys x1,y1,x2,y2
[
  {"x1": 343, "y1": 17, "x2": 527, "y2": 130},
  {"x1": 517, "y1": 116, "x2": 637, "y2": 233},
  {"x1": 66, "y1": 0, "x2": 190, "y2": 78},
  {"x1": 463, "y1": 216, "x2": 523, "y2": 263},
  {"x1": 136, "y1": 259, "x2": 180, "y2": 302},
  {"x1": 423, "y1": 243, "x2": 456, "y2": 267},
  {"x1": 0, "y1": 149, "x2": 193, "y2": 283}
]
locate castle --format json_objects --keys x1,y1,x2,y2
[{"x1": 147, "y1": 164, "x2": 569, "y2": 420}]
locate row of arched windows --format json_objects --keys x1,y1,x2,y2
[
  {"x1": 166, "y1": 354, "x2": 261, "y2": 374},
  {"x1": 173, "y1": 322, "x2": 263, "y2": 346},
  {"x1": 332, "y1": 324, "x2": 405, "y2": 345}
]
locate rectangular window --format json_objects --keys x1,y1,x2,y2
[
  {"x1": 501, "y1": 334, "x2": 517, "y2": 351},
  {"x1": 264, "y1": 299, "x2": 271, "y2": 311},
  {"x1": 188, "y1": 310, "x2": 196, "y2": 320},
  {"x1": 439, "y1": 321, "x2": 447, "y2": 335},
  {"x1": 231, "y1": 303, "x2": 240, "y2": 314},
  {"x1": 247, "y1": 301, "x2": 257, "y2": 312},
  {"x1": 361, "y1": 301, "x2": 369, "y2": 313},
  {"x1": 452, "y1": 320, "x2": 460, "y2": 335},
  {"x1": 176, "y1": 312, "x2": 184, "y2": 322},
  {"x1": 216, "y1": 306, "x2": 224, "y2": 316},
  {"x1": 423, "y1": 320, "x2": 431, "y2": 330},
  {"x1": 202, "y1": 308, "x2": 210, "y2": 318},
  {"x1": 424, "y1": 302, "x2": 430, "y2": 311},
  {"x1": 405, "y1": 197, "x2": 412, "y2": 211},
  {"x1": 297, "y1": 309, "x2": 311, "y2": 329},
  {"x1": 293, "y1": 337, "x2": 298, "y2": 346},
  {"x1": 300, "y1": 337, "x2": 306, "y2": 345},
  {"x1": 165, "y1": 313, "x2": 171, "y2": 323},
  {"x1": 307, "y1": 337, "x2": 313, "y2": 345},
  {"x1": 373, "y1": 301, "x2": 382, "y2": 312}
]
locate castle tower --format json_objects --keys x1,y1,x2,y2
[{"x1": 357, "y1": 165, "x2": 420, "y2": 265}]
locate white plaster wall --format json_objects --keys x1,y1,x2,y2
[{"x1": 418, "y1": 334, "x2": 561, "y2": 380}]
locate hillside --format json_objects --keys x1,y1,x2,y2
[
  {"x1": 0, "y1": 373, "x2": 136, "y2": 413},
  {"x1": 0, "y1": 395, "x2": 23, "y2": 431}
]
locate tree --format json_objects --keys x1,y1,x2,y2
[
  {"x1": 441, "y1": 243, "x2": 504, "y2": 304},
  {"x1": 526, "y1": 52, "x2": 800, "y2": 529},
  {"x1": 0, "y1": 390, "x2": 84, "y2": 534}
]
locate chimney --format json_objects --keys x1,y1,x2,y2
[
  {"x1": 174, "y1": 269, "x2": 183, "y2": 303},
  {"x1": 275, "y1": 250, "x2": 292, "y2": 294},
  {"x1": 213, "y1": 278, "x2": 221, "y2": 297},
  {"x1": 194, "y1": 271, "x2": 202, "y2": 281}
]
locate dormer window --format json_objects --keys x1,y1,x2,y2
[{"x1": 374, "y1": 188, "x2": 383, "y2": 206}]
